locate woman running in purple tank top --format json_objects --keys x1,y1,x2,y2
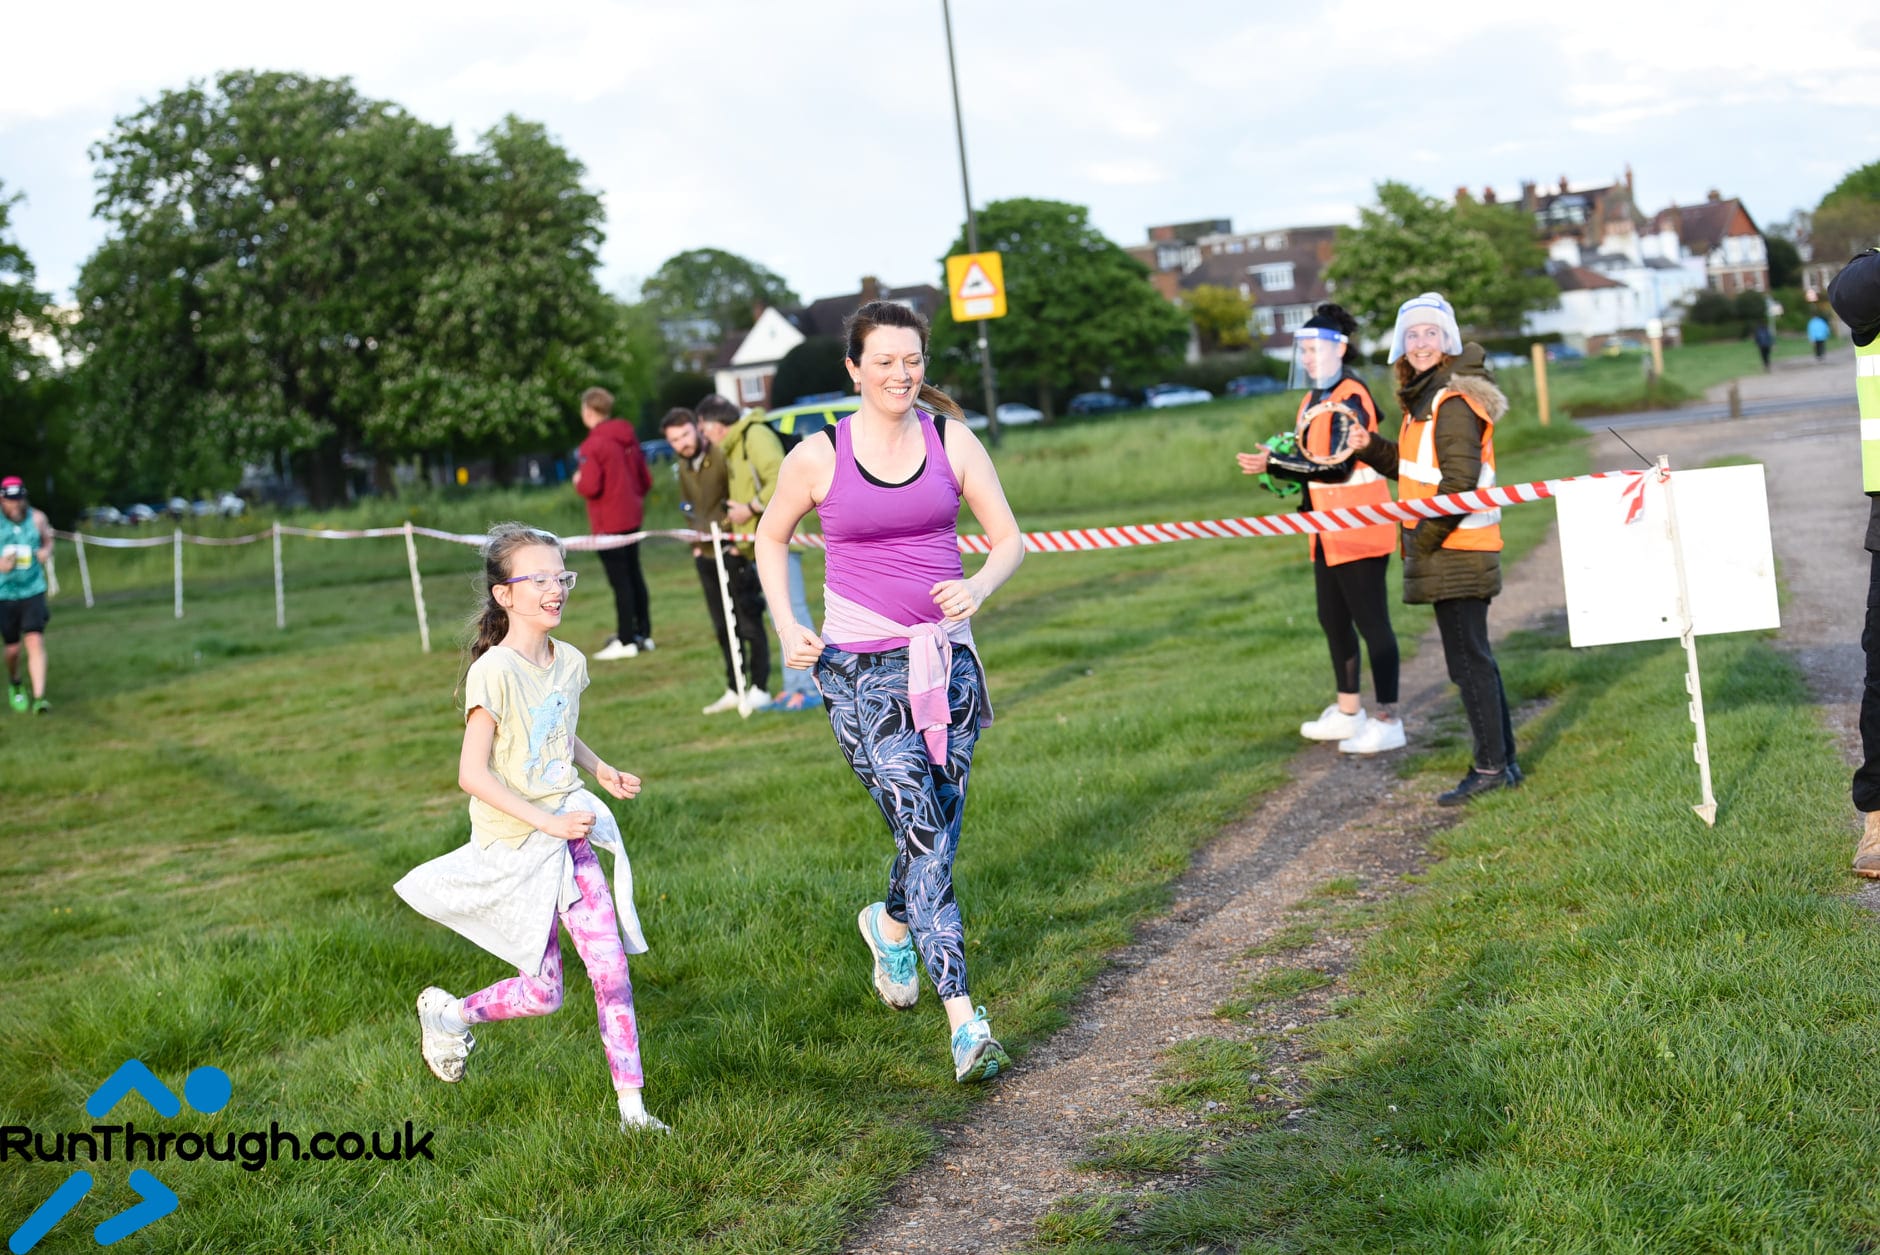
[{"x1": 755, "y1": 301, "x2": 1025, "y2": 1083}]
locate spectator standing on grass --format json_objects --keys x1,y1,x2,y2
[
  {"x1": 1753, "y1": 321, "x2": 1774, "y2": 372},
  {"x1": 1810, "y1": 313, "x2": 1832, "y2": 361},
  {"x1": 1347, "y1": 293, "x2": 1522, "y2": 805},
  {"x1": 573, "y1": 387, "x2": 655, "y2": 661},
  {"x1": 697, "y1": 394, "x2": 823, "y2": 712},
  {"x1": 394, "y1": 523, "x2": 666, "y2": 1133},
  {"x1": 0, "y1": 477, "x2": 53, "y2": 714},
  {"x1": 661, "y1": 406, "x2": 772, "y2": 714},
  {"x1": 1235, "y1": 303, "x2": 1403, "y2": 755},
  {"x1": 1827, "y1": 248, "x2": 1880, "y2": 876},
  {"x1": 755, "y1": 300, "x2": 1024, "y2": 1084}
]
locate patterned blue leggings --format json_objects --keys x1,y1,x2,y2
[{"x1": 817, "y1": 644, "x2": 987, "y2": 1001}]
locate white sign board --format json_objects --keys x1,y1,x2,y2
[{"x1": 1554, "y1": 465, "x2": 1780, "y2": 648}]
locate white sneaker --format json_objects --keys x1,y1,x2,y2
[
  {"x1": 636, "y1": 637, "x2": 656, "y2": 653},
  {"x1": 702, "y1": 689, "x2": 742, "y2": 715},
  {"x1": 739, "y1": 688, "x2": 772, "y2": 716},
  {"x1": 1301, "y1": 704, "x2": 1366, "y2": 741},
  {"x1": 594, "y1": 638, "x2": 639, "y2": 661},
  {"x1": 619, "y1": 1110, "x2": 671, "y2": 1134},
  {"x1": 416, "y1": 987, "x2": 475, "y2": 1083},
  {"x1": 1338, "y1": 716, "x2": 1406, "y2": 754}
]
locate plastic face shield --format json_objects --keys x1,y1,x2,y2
[{"x1": 1289, "y1": 328, "x2": 1348, "y2": 391}]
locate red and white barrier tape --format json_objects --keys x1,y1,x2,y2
[{"x1": 53, "y1": 468, "x2": 1648, "y2": 556}]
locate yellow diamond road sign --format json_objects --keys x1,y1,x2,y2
[{"x1": 946, "y1": 251, "x2": 1006, "y2": 322}]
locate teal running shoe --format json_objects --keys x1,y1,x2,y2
[
  {"x1": 951, "y1": 1007, "x2": 1010, "y2": 1083},
  {"x1": 857, "y1": 902, "x2": 919, "y2": 1008}
]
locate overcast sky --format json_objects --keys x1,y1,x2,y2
[{"x1": 4, "y1": 0, "x2": 1877, "y2": 309}]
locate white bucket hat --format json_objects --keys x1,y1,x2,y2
[{"x1": 1388, "y1": 292, "x2": 1463, "y2": 363}]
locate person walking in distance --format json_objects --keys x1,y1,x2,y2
[
  {"x1": 0, "y1": 477, "x2": 54, "y2": 714},
  {"x1": 1827, "y1": 248, "x2": 1880, "y2": 875},
  {"x1": 574, "y1": 387, "x2": 655, "y2": 660},
  {"x1": 394, "y1": 523, "x2": 666, "y2": 1132},
  {"x1": 756, "y1": 300, "x2": 1025, "y2": 1083},
  {"x1": 661, "y1": 407, "x2": 772, "y2": 714},
  {"x1": 1348, "y1": 293, "x2": 1522, "y2": 805},
  {"x1": 1235, "y1": 304, "x2": 1403, "y2": 754}
]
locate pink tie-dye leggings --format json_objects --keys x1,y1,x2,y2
[{"x1": 459, "y1": 837, "x2": 643, "y2": 1090}]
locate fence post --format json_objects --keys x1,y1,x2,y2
[
  {"x1": 1531, "y1": 342, "x2": 1551, "y2": 426},
  {"x1": 75, "y1": 534, "x2": 94, "y2": 609},
  {"x1": 173, "y1": 528, "x2": 184, "y2": 620},
  {"x1": 404, "y1": 521, "x2": 431, "y2": 653},
  {"x1": 273, "y1": 522, "x2": 286, "y2": 630}
]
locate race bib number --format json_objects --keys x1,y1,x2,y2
[{"x1": 2, "y1": 544, "x2": 32, "y2": 571}]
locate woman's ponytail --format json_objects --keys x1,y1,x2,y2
[{"x1": 918, "y1": 382, "x2": 964, "y2": 421}]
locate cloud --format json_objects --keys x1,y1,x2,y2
[{"x1": 1084, "y1": 161, "x2": 1168, "y2": 186}]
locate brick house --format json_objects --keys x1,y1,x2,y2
[
  {"x1": 1647, "y1": 192, "x2": 1770, "y2": 295},
  {"x1": 1131, "y1": 219, "x2": 1339, "y2": 350}
]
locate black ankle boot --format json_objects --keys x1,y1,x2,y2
[{"x1": 1438, "y1": 768, "x2": 1509, "y2": 807}]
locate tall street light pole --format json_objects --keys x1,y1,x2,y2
[{"x1": 941, "y1": 0, "x2": 1001, "y2": 446}]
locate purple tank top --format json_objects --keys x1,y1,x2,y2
[{"x1": 820, "y1": 410, "x2": 964, "y2": 651}]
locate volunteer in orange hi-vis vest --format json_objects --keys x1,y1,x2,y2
[
  {"x1": 1347, "y1": 292, "x2": 1522, "y2": 806},
  {"x1": 1827, "y1": 247, "x2": 1880, "y2": 876},
  {"x1": 1236, "y1": 303, "x2": 1404, "y2": 755}
]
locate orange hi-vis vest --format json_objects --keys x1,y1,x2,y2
[
  {"x1": 1396, "y1": 386, "x2": 1502, "y2": 552},
  {"x1": 1300, "y1": 377, "x2": 1396, "y2": 565}
]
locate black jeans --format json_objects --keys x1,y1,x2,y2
[
  {"x1": 597, "y1": 544, "x2": 651, "y2": 644},
  {"x1": 694, "y1": 553, "x2": 770, "y2": 692},
  {"x1": 1432, "y1": 597, "x2": 1516, "y2": 772},
  {"x1": 1855, "y1": 552, "x2": 1880, "y2": 811},
  {"x1": 1313, "y1": 550, "x2": 1399, "y2": 705}
]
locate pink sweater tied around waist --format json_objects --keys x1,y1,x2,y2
[{"x1": 819, "y1": 586, "x2": 991, "y2": 764}]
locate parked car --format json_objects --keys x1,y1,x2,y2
[
  {"x1": 961, "y1": 410, "x2": 990, "y2": 431},
  {"x1": 81, "y1": 505, "x2": 127, "y2": 527},
  {"x1": 1226, "y1": 374, "x2": 1285, "y2": 397},
  {"x1": 1144, "y1": 384, "x2": 1214, "y2": 409},
  {"x1": 1066, "y1": 391, "x2": 1134, "y2": 416},
  {"x1": 994, "y1": 401, "x2": 1044, "y2": 425},
  {"x1": 217, "y1": 492, "x2": 247, "y2": 517},
  {"x1": 165, "y1": 496, "x2": 191, "y2": 518},
  {"x1": 766, "y1": 396, "x2": 860, "y2": 449},
  {"x1": 1545, "y1": 344, "x2": 1585, "y2": 362},
  {"x1": 125, "y1": 504, "x2": 159, "y2": 525},
  {"x1": 1601, "y1": 336, "x2": 1646, "y2": 356},
  {"x1": 639, "y1": 437, "x2": 674, "y2": 465},
  {"x1": 190, "y1": 499, "x2": 219, "y2": 517},
  {"x1": 1484, "y1": 351, "x2": 1527, "y2": 371}
]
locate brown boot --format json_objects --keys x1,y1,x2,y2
[{"x1": 1856, "y1": 812, "x2": 1880, "y2": 878}]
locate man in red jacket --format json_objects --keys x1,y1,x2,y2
[{"x1": 574, "y1": 387, "x2": 655, "y2": 660}]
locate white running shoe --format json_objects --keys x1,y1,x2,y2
[
  {"x1": 619, "y1": 1110, "x2": 672, "y2": 1134},
  {"x1": 1338, "y1": 716, "x2": 1406, "y2": 754},
  {"x1": 702, "y1": 689, "x2": 742, "y2": 715},
  {"x1": 1301, "y1": 704, "x2": 1366, "y2": 741},
  {"x1": 635, "y1": 637, "x2": 656, "y2": 653},
  {"x1": 739, "y1": 688, "x2": 772, "y2": 716},
  {"x1": 594, "y1": 637, "x2": 639, "y2": 661},
  {"x1": 416, "y1": 987, "x2": 475, "y2": 1083}
]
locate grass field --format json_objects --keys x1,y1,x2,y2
[{"x1": 1, "y1": 364, "x2": 1862, "y2": 1253}]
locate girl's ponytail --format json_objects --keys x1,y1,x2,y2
[
  {"x1": 469, "y1": 602, "x2": 508, "y2": 663},
  {"x1": 917, "y1": 382, "x2": 964, "y2": 422}
]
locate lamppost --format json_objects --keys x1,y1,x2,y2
[{"x1": 941, "y1": 0, "x2": 1001, "y2": 446}]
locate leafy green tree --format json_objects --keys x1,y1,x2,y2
[
  {"x1": 0, "y1": 180, "x2": 46, "y2": 391},
  {"x1": 1185, "y1": 284, "x2": 1252, "y2": 352},
  {"x1": 1766, "y1": 235, "x2": 1802, "y2": 289},
  {"x1": 0, "y1": 189, "x2": 81, "y2": 520},
  {"x1": 1329, "y1": 182, "x2": 1556, "y2": 337},
  {"x1": 584, "y1": 298, "x2": 666, "y2": 430},
  {"x1": 1814, "y1": 160, "x2": 1880, "y2": 263},
  {"x1": 768, "y1": 336, "x2": 848, "y2": 407},
  {"x1": 639, "y1": 248, "x2": 799, "y2": 341},
  {"x1": 928, "y1": 198, "x2": 1189, "y2": 417}
]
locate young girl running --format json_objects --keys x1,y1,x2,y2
[{"x1": 394, "y1": 523, "x2": 666, "y2": 1132}]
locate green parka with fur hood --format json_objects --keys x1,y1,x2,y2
[{"x1": 1355, "y1": 343, "x2": 1509, "y2": 604}]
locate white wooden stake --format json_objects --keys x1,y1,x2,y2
[
  {"x1": 75, "y1": 534, "x2": 94, "y2": 609},
  {"x1": 1657, "y1": 455, "x2": 1718, "y2": 826},
  {"x1": 710, "y1": 523, "x2": 751, "y2": 716},
  {"x1": 404, "y1": 521, "x2": 431, "y2": 653},
  {"x1": 173, "y1": 528, "x2": 184, "y2": 620},
  {"x1": 273, "y1": 522, "x2": 286, "y2": 630}
]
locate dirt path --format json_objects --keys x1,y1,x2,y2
[{"x1": 843, "y1": 360, "x2": 1872, "y2": 1252}]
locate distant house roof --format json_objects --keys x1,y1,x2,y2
[
  {"x1": 710, "y1": 279, "x2": 947, "y2": 373},
  {"x1": 1553, "y1": 266, "x2": 1626, "y2": 292},
  {"x1": 711, "y1": 330, "x2": 750, "y2": 372},
  {"x1": 1654, "y1": 197, "x2": 1760, "y2": 255}
]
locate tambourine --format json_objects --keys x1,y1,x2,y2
[{"x1": 1293, "y1": 400, "x2": 1362, "y2": 466}]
